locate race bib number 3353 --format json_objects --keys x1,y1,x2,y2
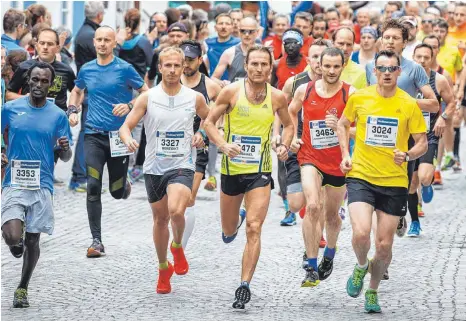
[
  {"x1": 11, "y1": 160, "x2": 40, "y2": 190},
  {"x1": 365, "y1": 116, "x2": 399, "y2": 148}
]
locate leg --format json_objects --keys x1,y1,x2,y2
[
  {"x1": 167, "y1": 183, "x2": 191, "y2": 245},
  {"x1": 150, "y1": 196, "x2": 170, "y2": 264},
  {"x1": 107, "y1": 155, "x2": 131, "y2": 200},
  {"x1": 323, "y1": 186, "x2": 346, "y2": 250},
  {"x1": 287, "y1": 190, "x2": 305, "y2": 213},
  {"x1": 277, "y1": 157, "x2": 287, "y2": 204},
  {"x1": 2, "y1": 219, "x2": 23, "y2": 246},
  {"x1": 189, "y1": 148, "x2": 208, "y2": 207},
  {"x1": 204, "y1": 143, "x2": 218, "y2": 191},
  {"x1": 349, "y1": 202, "x2": 374, "y2": 266},
  {"x1": 418, "y1": 163, "x2": 435, "y2": 187},
  {"x1": 408, "y1": 171, "x2": 420, "y2": 225},
  {"x1": 220, "y1": 192, "x2": 244, "y2": 236},
  {"x1": 18, "y1": 233, "x2": 41, "y2": 290},
  {"x1": 188, "y1": 172, "x2": 204, "y2": 207}
]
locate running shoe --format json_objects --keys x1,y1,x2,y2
[
  {"x1": 421, "y1": 185, "x2": 434, "y2": 203},
  {"x1": 9, "y1": 239, "x2": 24, "y2": 258},
  {"x1": 204, "y1": 176, "x2": 217, "y2": 191},
  {"x1": 418, "y1": 204, "x2": 424, "y2": 217},
  {"x1": 156, "y1": 262, "x2": 174, "y2": 294},
  {"x1": 299, "y1": 207, "x2": 306, "y2": 219},
  {"x1": 232, "y1": 282, "x2": 251, "y2": 309},
  {"x1": 318, "y1": 257, "x2": 334, "y2": 280},
  {"x1": 280, "y1": 211, "x2": 297, "y2": 226},
  {"x1": 339, "y1": 207, "x2": 346, "y2": 220},
  {"x1": 69, "y1": 181, "x2": 87, "y2": 193},
  {"x1": 130, "y1": 167, "x2": 144, "y2": 182},
  {"x1": 86, "y1": 238, "x2": 106, "y2": 258},
  {"x1": 319, "y1": 236, "x2": 327, "y2": 248},
  {"x1": 396, "y1": 217, "x2": 407, "y2": 237},
  {"x1": 433, "y1": 170, "x2": 442, "y2": 185},
  {"x1": 346, "y1": 263, "x2": 368, "y2": 298},
  {"x1": 365, "y1": 289, "x2": 382, "y2": 313},
  {"x1": 53, "y1": 177, "x2": 65, "y2": 185},
  {"x1": 301, "y1": 266, "x2": 320, "y2": 287},
  {"x1": 442, "y1": 155, "x2": 456, "y2": 171},
  {"x1": 407, "y1": 221, "x2": 421, "y2": 237},
  {"x1": 222, "y1": 209, "x2": 246, "y2": 243},
  {"x1": 453, "y1": 161, "x2": 462, "y2": 172},
  {"x1": 170, "y1": 244, "x2": 189, "y2": 275},
  {"x1": 13, "y1": 288, "x2": 29, "y2": 308}
]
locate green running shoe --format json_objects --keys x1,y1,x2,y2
[
  {"x1": 441, "y1": 155, "x2": 455, "y2": 171},
  {"x1": 365, "y1": 289, "x2": 382, "y2": 313},
  {"x1": 346, "y1": 263, "x2": 368, "y2": 298},
  {"x1": 13, "y1": 288, "x2": 29, "y2": 308}
]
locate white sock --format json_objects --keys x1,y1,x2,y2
[
  {"x1": 446, "y1": 151, "x2": 454, "y2": 157},
  {"x1": 357, "y1": 260, "x2": 369, "y2": 269},
  {"x1": 182, "y1": 208, "x2": 196, "y2": 249}
]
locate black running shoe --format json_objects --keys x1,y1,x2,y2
[
  {"x1": 302, "y1": 251, "x2": 308, "y2": 269},
  {"x1": 301, "y1": 266, "x2": 320, "y2": 287},
  {"x1": 9, "y1": 238, "x2": 24, "y2": 259},
  {"x1": 318, "y1": 256, "x2": 334, "y2": 280},
  {"x1": 87, "y1": 238, "x2": 106, "y2": 258},
  {"x1": 13, "y1": 288, "x2": 29, "y2": 308},
  {"x1": 232, "y1": 282, "x2": 251, "y2": 309}
]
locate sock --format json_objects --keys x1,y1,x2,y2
[
  {"x1": 367, "y1": 287, "x2": 377, "y2": 293},
  {"x1": 436, "y1": 164, "x2": 441, "y2": 171},
  {"x1": 324, "y1": 247, "x2": 336, "y2": 259},
  {"x1": 241, "y1": 281, "x2": 249, "y2": 288},
  {"x1": 453, "y1": 128, "x2": 460, "y2": 157},
  {"x1": 357, "y1": 260, "x2": 368, "y2": 269},
  {"x1": 408, "y1": 193, "x2": 419, "y2": 222},
  {"x1": 182, "y1": 208, "x2": 196, "y2": 249},
  {"x1": 171, "y1": 241, "x2": 182, "y2": 248},
  {"x1": 159, "y1": 261, "x2": 169, "y2": 269},
  {"x1": 283, "y1": 199, "x2": 289, "y2": 212},
  {"x1": 307, "y1": 258, "x2": 318, "y2": 270},
  {"x1": 446, "y1": 151, "x2": 454, "y2": 158}
]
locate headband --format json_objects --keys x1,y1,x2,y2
[
  {"x1": 361, "y1": 26, "x2": 378, "y2": 39},
  {"x1": 283, "y1": 30, "x2": 303, "y2": 46}
]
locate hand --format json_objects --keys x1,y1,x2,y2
[
  {"x1": 116, "y1": 27, "x2": 131, "y2": 46},
  {"x1": 271, "y1": 135, "x2": 281, "y2": 151},
  {"x1": 290, "y1": 138, "x2": 303, "y2": 153},
  {"x1": 219, "y1": 143, "x2": 241, "y2": 158},
  {"x1": 57, "y1": 136, "x2": 70, "y2": 151},
  {"x1": 393, "y1": 149, "x2": 407, "y2": 166},
  {"x1": 325, "y1": 112, "x2": 338, "y2": 131},
  {"x1": 433, "y1": 117, "x2": 446, "y2": 137},
  {"x1": 340, "y1": 155, "x2": 352, "y2": 174},
  {"x1": 1, "y1": 153, "x2": 8, "y2": 167},
  {"x1": 276, "y1": 144, "x2": 289, "y2": 161},
  {"x1": 124, "y1": 138, "x2": 139, "y2": 153},
  {"x1": 112, "y1": 103, "x2": 131, "y2": 117},
  {"x1": 69, "y1": 113, "x2": 79, "y2": 127},
  {"x1": 192, "y1": 132, "x2": 205, "y2": 148},
  {"x1": 58, "y1": 31, "x2": 67, "y2": 48},
  {"x1": 146, "y1": 27, "x2": 158, "y2": 44},
  {"x1": 220, "y1": 80, "x2": 231, "y2": 88}
]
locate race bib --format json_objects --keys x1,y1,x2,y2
[
  {"x1": 11, "y1": 160, "x2": 40, "y2": 190},
  {"x1": 365, "y1": 116, "x2": 399, "y2": 148},
  {"x1": 231, "y1": 135, "x2": 261, "y2": 164},
  {"x1": 309, "y1": 120, "x2": 338, "y2": 149},
  {"x1": 423, "y1": 112, "x2": 430, "y2": 133},
  {"x1": 156, "y1": 131, "x2": 187, "y2": 158},
  {"x1": 109, "y1": 131, "x2": 133, "y2": 157}
]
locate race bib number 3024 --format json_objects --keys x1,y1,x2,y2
[
  {"x1": 11, "y1": 160, "x2": 40, "y2": 190},
  {"x1": 231, "y1": 135, "x2": 261, "y2": 164},
  {"x1": 365, "y1": 116, "x2": 399, "y2": 148}
]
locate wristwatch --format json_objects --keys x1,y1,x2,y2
[
  {"x1": 441, "y1": 111, "x2": 449, "y2": 120},
  {"x1": 127, "y1": 102, "x2": 134, "y2": 111},
  {"x1": 405, "y1": 153, "x2": 410, "y2": 162}
]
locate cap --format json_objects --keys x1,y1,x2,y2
[
  {"x1": 180, "y1": 43, "x2": 202, "y2": 58},
  {"x1": 400, "y1": 16, "x2": 418, "y2": 28},
  {"x1": 167, "y1": 22, "x2": 188, "y2": 34}
]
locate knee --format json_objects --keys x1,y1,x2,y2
[
  {"x1": 169, "y1": 207, "x2": 185, "y2": 220},
  {"x1": 306, "y1": 202, "x2": 322, "y2": 220},
  {"x1": 419, "y1": 172, "x2": 433, "y2": 186},
  {"x1": 154, "y1": 215, "x2": 170, "y2": 226},
  {"x1": 326, "y1": 210, "x2": 341, "y2": 227},
  {"x1": 288, "y1": 195, "x2": 304, "y2": 213},
  {"x1": 375, "y1": 238, "x2": 393, "y2": 259},
  {"x1": 245, "y1": 220, "x2": 262, "y2": 239},
  {"x1": 24, "y1": 233, "x2": 40, "y2": 247},
  {"x1": 110, "y1": 180, "x2": 130, "y2": 200},
  {"x1": 87, "y1": 179, "x2": 102, "y2": 202},
  {"x1": 2, "y1": 229, "x2": 22, "y2": 246},
  {"x1": 352, "y1": 229, "x2": 370, "y2": 244}
]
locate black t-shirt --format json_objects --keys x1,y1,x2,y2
[{"x1": 8, "y1": 59, "x2": 76, "y2": 111}]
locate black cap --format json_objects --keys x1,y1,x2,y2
[
  {"x1": 180, "y1": 43, "x2": 202, "y2": 58},
  {"x1": 167, "y1": 22, "x2": 188, "y2": 34}
]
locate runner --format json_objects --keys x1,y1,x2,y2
[
  {"x1": 338, "y1": 50, "x2": 428, "y2": 313},
  {"x1": 351, "y1": 26, "x2": 377, "y2": 69},
  {"x1": 67, "y1": 26, "x2": 148, "y2": 257},
  {"x1": 204, "y1": 45, "x2": 293, "y2": 309},
  {"x1": 289, "y1": 47, "x2": 354, "y2": 287},
  {"x1": 407, "y1": 43, "x2": 455, "y2": 236},
  {"x1": 119, "y1": 46, "x2": 210, "y2": 294},
  {"x1": 292, "y1": 12, "x2": 314, "y2": 57},
  {"x1": 179, "y1": 40, "x2": 221, "y2": 248},
  {"x1": 1, "y1": 62, "x2": 72, "y2": 308},
  {"x1": 263, "y1": 14, "x2": 290, "y2": 60}
]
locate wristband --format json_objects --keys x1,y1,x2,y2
[
  {"x1": 66, "y1": 105, "x2": 79, "y2": 117},
  {"x1": 198, "y1": 129, "x2": 207, "y2": 140},
  {"x1": 278, "y1": 143, "x2": 289, "y2": 152},
  {"x1": 127, "y1": 102, "x2": 134, "y2": 111}
]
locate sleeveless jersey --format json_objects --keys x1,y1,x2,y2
[
  {"x1": 298, "y1": 81, "x2": 351, "y2": 176},
  {"x1": 418, "y1": 70, "x2": 441, "y2": 144},
  {"x1": 228, "y1": 44, "x2": 247, "y2": 83},
  {"x1": 143, "y1": 84, "x2": 197, "y2": 175},
  {"x1": 291, "y1": 71, "x2": 312, "y2": 138},
  {"x1": 189, "y1": 74, "x2": 210, "y2": 133},
  {"x1": 276, "y1": 56, "x2": 308, "y2": 90},
  {"x1": 222, "y1": 79, "x2": 274, "y2": 175}
]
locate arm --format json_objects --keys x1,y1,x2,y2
[
  {"x1": 402, "y1": 132, "x2": 427, "y2": 162},
  {"x1": 212, "y1": 49, "x2": 232, "y2": 81},
  {"x1": 192, "y1": 93, "x2": 212, "y2": 148},
  {"x1": 119, "y1": 91, "x2": 149, "y2": 152},
  {"x1": 433, "y1": 75, "x2": 456, "y2": 137},
  {"x1": 337, "y1": 114, "x2": 352, "y2": 159},
  {"x1": 6, "y1": 66, "x2": 27, "y2": 101},
  {"x1": 67, "y1": 86, "x2": 85, "y2": 127},
  {"x1": 418, "y1": 84, "x2": 439, "y2": 113},
  {"x1": 273, "y1": 89, "x2": 294, "y2": 161}
]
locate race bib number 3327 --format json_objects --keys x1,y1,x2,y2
[
  {"x1": 365, "y1": 116, "x2": 399, "y2": 148},
  {"x1": 156, "y1": 131, "x2": 187, "y2": 158}
]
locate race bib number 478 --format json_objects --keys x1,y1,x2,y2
[
  {"x1": 365, "y1": 116, "x2": 399, "y2": 148},
  {"x1": 11, "y1": 160, "x2": 40, "y2": 190},
  {"x1": 231, "y1": 135, "x2": 261, "y2": 164}
]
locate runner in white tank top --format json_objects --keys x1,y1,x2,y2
[{"x1": 119, "y1": 47, "x2": 210, "y2": 295}]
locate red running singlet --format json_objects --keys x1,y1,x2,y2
[{"x1": 276, "y1": 56, "x2": 308, "y2": 90}]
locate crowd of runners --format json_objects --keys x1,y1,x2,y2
[{"x1": 1, "y1": 0, "x2": 466, "y2": 314}]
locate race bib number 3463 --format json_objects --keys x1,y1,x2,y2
[
  {"x1": 109, "y1": 131, "x2": 133, "y2": 157},
  {"x1": 231, "y1": 135, "x2": 261, "y2": 164},
  {"x1": 156, "y1": 131, "x2": 187, "y2": 158},
  {"x1": 11, "y1": 160, "x2": 40, "y2": 190},
  {"x1": 365, "y1": 116, "x2": 399, "y2": 148},
  {"x1": 309, "y1": 120, "x2": 338, "y2": 149}
]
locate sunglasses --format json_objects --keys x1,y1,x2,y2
[
  {"x1": 375, "y1": 65, "x2": 400, "y2": 72},
  {"x1": 422, "y1": 19, "x2": 433, "y2": 24},
  {"x1": 240, "y1": 29, "x2": 256, "y2": 35}
]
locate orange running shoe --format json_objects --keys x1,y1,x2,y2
[
  {"x1": 157, "y1": 262, "x2": 174, "y2": 294},
  {"x1": 170, "y1": 244, "x2": 189, "y2": 275},
  {"x1": 319, "y1": 236, "x2": 327, "y2": 248},
  {"x1": 433, "y1": 170, "x2": 442, "y2": 185},
  {"x1": 299, "y1": 207, "x2": 306, "y2": 219},
  {"x1": 418, "y1": 204, "x2": 424, "y2": 217}
]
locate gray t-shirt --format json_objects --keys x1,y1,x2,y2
[{"x1": 366, "y1": 57, "x2": 428, "y2": 98}]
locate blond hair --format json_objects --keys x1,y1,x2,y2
[{"x1": 158, "y1": 46, "x2": 185, "y2": 64}]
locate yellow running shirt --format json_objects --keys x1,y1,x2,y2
[
  {"x1": 343, "y1": 85, "x2": 426, "y2": 188},
  {"x1": 222, "y1": 79, "x2": 274, "y2": 175},
  {"x1": 437, "y1": 44, "x2": 463, "y2": 81},
  {"x1": 306, "y1": 60, "x2": 367, "y2": 89}
]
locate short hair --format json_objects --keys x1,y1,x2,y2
[
  {"x1": 414, "y1": 43, "x2": 434, "y2": 57},
  {"x1": 433, "y1": 18, "x2": 449, "y2": 31},
  {"x1": 455, "y1": 2, "x2": 466, "y2": 10},
  {"x1": 124, "y1": 8, "x2": 140, "y2": 32},
  {"x1": 26, "y1": 61, "x2": 56, "y2": 83},
  {"x1": 375, "y1": 50, "x2": 401, "y2": 66},
  {"x1": 386, "y1": 1, "x2": 402, "y2": 10},
  {"x1": 273, "y1": 13, "x2": 289, "y2": 25},
  {"x1": 24, "y1": 4, "x2": 47, "y2": 28},
  {"x1": 320, "y1": 47, "x2": 345, "y2": 65},
  {"x1": 180, "y1": 19, "x2": 195, "y2": 39},
  {"x1": 313, "y1": 15, "x2": 327, "y2": 28},
  {"x1": 3, "y1": 9, "x2": 26, "y2": 33},
  {"x1": 325, "y1": 8, "x2": 341, "y2": 18},
  {"x1": 311, "y1": 38, "x2": 332, "y2": 48},
  {"x1": 165, "y1": 8, "x2": 181, "y2": 27},
  {"x1": 85, "y1": 1, "x2": 104, "y2": 20},
  {"x1": 229, "y1": 8, "x2": 244, "y2": 16},
  {"x1": 158, "y1": 46, "x2": 185, "y2": 64},
  {"x1": 215, "y1": 12, "x2": 232, "y2": 23},
  {"x1": 295, "y1": 12, "x2": 313, "y2": 24},
  {"x1": 37, "y1": 28, "x2": 59, "y2": 45},
  {"x1": 245, "y1": 44, "x2": 273, "y2": 66},
  {"x1": 31, "y1": 22, "x2": 49, "y2": 41},
  {"x1": 381, "y1": 19, "x2": 409, "y2": 42},
  {"x1": 192, "y1": 9, "x2": 208, "y2": 22},
  {"x1": 423, "y1": 35, "x2": 441, "y2": 47},
  {"x1": 332, "y1": 26, "x2": 356, "y2": 43}
]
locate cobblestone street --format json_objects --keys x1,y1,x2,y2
[{"x1": 2, "y1": 128, "x2": 466, "y2": 321}]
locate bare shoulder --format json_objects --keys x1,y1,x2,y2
[
  {"x1": 271, "y1": 86, "x2": 287, "y2": 106},
  {"x1": 205, "y1": 76, "x2": 222, "y2": 94}
]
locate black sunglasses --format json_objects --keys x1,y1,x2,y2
[
  {"x1": 240, "y1": 29, "x2": 256, "y2": 35},
  {"x1": 375, "y1": 65, "x2": 400, "y2": 72}
]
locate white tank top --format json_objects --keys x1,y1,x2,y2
[{"x1": 143, "y1": 84, "x2": 197, "y2": 175}]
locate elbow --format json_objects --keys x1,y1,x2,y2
[{"x1": 59, "y1": 150, "x2": 72, "y2": 162}]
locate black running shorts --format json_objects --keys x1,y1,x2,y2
[
  {"x1": 301, "y1": 163, "x2": 346, "y2": 188},
  {"x1": 144, "y1": 168, "x2": 194, "y2": 203},
  {"x1": 414, "y1": 143, "x2": 438, "y2": 172},
  {"x1": 195, "y1": 147, "x2": 209, "y2": 177},
  {"x1": 221, "y1": 173, "x2": 274, "y2": 196},
  {"x1": 285, "y1": 152, "x2": 301, "y2": 186}
]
